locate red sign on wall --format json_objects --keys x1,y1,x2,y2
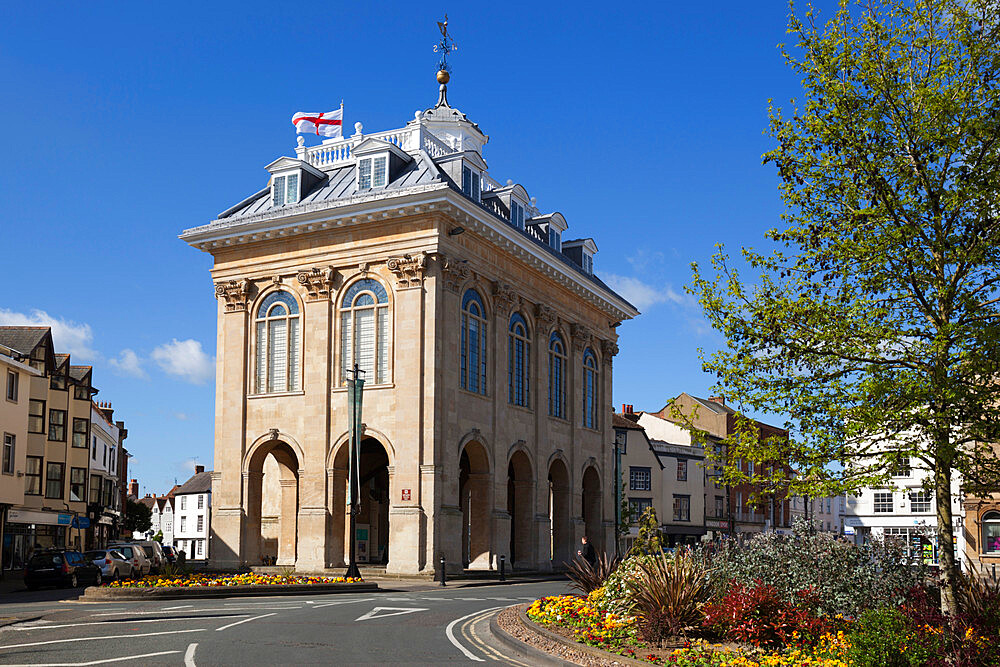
[{"x1": 401, "y1": 489, "x2": 411, "y2": 501}]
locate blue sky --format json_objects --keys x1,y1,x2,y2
[{"x1": 0, "y1": 1, "x2": 836, "y2": 495}]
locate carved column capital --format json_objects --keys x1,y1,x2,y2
[
  {"x1": 215, "y1": 278, "x2": 254, "y2": 312},
  {"x1": 601, "y1": 339, "x2": 620, "y2": 359},
  {"x1": 441, "y1": 255, "x2": 472, "y2": 293},
  {"x1": 535, "y1": 304, "x2": 558, "y2": 332},
  {"x1": 492, "y1": 281, "x2": 519, "y2": 316},
  {"x1": 571, "y1": 323, "x2": 592, "y2": 351},
  {"x1": 296, "y1": 266, "x2": 339, "y2": 300},
  {"x1": 386, "y1": 252, "x2": 429, "y2": 289}
]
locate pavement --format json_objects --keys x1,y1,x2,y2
[{"x1": 0, "y1": 578, "x2": 572, "y2": 665}]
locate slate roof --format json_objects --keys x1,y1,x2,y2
[
  {"x1": 69, "y1": 365, "x2": 91, "y2": 382},
  {"x1": 175, "y1": 471, "x2": 212, "y2": 495},
  {"x1": 613, "y1": 413, "x2": 644, "y2": 430},
  {"x1": 137, "y1": 497, "x2": 155, "y2": 510},
  {"x1": 0, "y1": 327, "x2": 49, "y2": 355},
  {"x1": 219, "y1": 154, "x2": 443, "y2": 221}
]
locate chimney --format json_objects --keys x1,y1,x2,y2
[
  {"x1": 129, "y1": 479, "x2": 139, "y2": 497},
  {"x1": 97, "y1": 401, "x2": 114, "y2": 422},
  {"x1": 708, "y1": 396, "x2": 725, "y2": 405},
  {"x1": 195, "y1": 465, "x2": 205, "y2": 474}
]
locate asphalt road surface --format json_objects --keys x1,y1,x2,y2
[{"x1": 0, "y1": 581, "x2": 570, "y2": 665}]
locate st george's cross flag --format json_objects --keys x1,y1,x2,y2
[{"x1": 292, "y1": 107, "x2": 343, "y2": 138}]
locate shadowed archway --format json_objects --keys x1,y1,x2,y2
[
  {"x1": 507, "y1": 449, "x2": 534, "y2": 568},
  {"x1": 330, "y1": 436, "x2": 392, "y2": 566},
  {"x1": 460, "y1": 440, "x2": 492, "y2": 569},
  {"x1": 245, "y1": 440, "x2": 300, "y2": 566},
  {"x1": 548, "y1": 457, "x2": 571, "y2": 565}
]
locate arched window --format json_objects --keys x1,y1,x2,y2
[
  {"x1": 255, "y1": 291, "x2": 301, "y2": 393},
  {"x1": 508, "y1": 313, "x2": 530, "y2": 407},
  {"x1": 340, "y1": 278, "x2": 390, "y2": 384},
  {"x1": 548, "y1": 332, "x2": 566, "y2": 418},
  {"x1": 582, "y1": 348, "x2": 598, "y2": 428},
  {"x1": 983, "y1": 511, "x2": 1000, "y2": 554},
  {"x1": 461, "y1": 289, "x2": 488, "y2": 395}
]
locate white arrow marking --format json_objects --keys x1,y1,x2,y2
[{"x1": 355, "y1": 606, "x2": 428, "y2": 621}]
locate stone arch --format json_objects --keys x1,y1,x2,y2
[
  {"x1": 581, "y1": 463, "x2": 603, "y2": 553},
  {"x1": 547, "y1": 453, "x2": 572, "y2": 565},
  {"x1": 327, "y1": 426, "x2": 397, "y2": 470},
  {"x1": 243, "y1": 434, "x2": 302, "y2": 567},
  {"x1": 329, "y1": 433, "x2": 394, "y2": 567},
  {"x1": 507, "y1": 448, "x2": 534, "y2": 568},
  {"x1": 245, "y1": 430, "x2": 306, "y2": 475},
  {"x1": 459, "y1": 438, "x2": 492, "y2": 569}
]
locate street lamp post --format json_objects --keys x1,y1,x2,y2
[
  {"x1": 613, "y1": 429, "x2": 626, "y2": 559},
  {"x1": 345, "y1": 363, "x2": 365, "y2": 580}
]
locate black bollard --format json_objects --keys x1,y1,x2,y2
[
  {"x1": 440, "y1": 556, "x2": 447, "y2": 587},
  {"x1": 499, "y1": 554, "x2": 506, "y2": 582}
]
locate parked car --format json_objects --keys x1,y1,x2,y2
[
  {"x1": 24, "y1": 550, "x2": 102, "y2": 590},
  {"x1": 161, "y1": 545, "x2": 177, "y2": 564},
  {"x1": 129, "y1": 540, "x2": 167, "y2": 573},
  {"x1": 85, "y1": 549, "x2": 132, "y2": 581},
  {"x1": 109, "y1": 543, "x2": 152, "y2": 577}
]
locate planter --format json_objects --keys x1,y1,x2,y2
[{"x1": 81, "y1": 581, "x2": 378, "y2": 601}]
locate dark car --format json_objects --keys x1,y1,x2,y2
[
  {"x1": 161, "y1": 545, "x2": 177, "y2": 564},
  {"x1": 24, "y1": 550, "x2": 103, "y2": 590}
]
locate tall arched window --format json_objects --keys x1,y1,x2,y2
[
  {"x1": 582, "y1": 348, "x2": 598, "y2": 428},
  {"x1": 508, "y1": 313, "x2": 530, "y2": 407},
  {"x1": 461, "y1": 289, "x2": 488, "y2": 395},
  {"x1": 340, "y1": 278, "x2": 390, "y2": 384},
  {"x1": 255, "y1": 291, "x2": 301, "y2": 393},
  {"x1": 983, "y1": 511, "x2": 1000, "y2": 554},
  {"x1": 548, "y1": 332, "x2": 566, "y2": 418}
]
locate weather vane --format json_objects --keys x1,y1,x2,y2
[{"x1": 433, "y1": 14, "x2": 456, "y2": 73}]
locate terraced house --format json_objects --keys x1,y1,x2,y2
[{"x1": 181, "y1": 73, "x2": 638, "y2": 575}]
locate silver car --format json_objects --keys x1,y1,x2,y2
[
  {"x1": 85, "y1": 549, "x2": 133, "y2": 581},
  {"x1": 109, "y1": 544, "x2": 152, "y2": 577}
]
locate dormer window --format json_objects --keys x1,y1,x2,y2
[
  {"x1": 462, "y1": 165, "x2": 481, "y2": 202},
  {"x1": 510, "y1": 201, "x2": 525, "y2": 230},
  {"x1": 583, "y1": 254, "x2": 593, "y2": 273},
  {"x1": 562, "y1": 237, "x2": 598, "y2": 274},
  {"x1": 548, "y1": 228, "x2": 562, "y2": 251},
  {"x1": 358, "y1": 155, "x2": 387, "y2": 190},
  {"x1": 272, "y1": 173, "x2": 299, "y2": 207}
]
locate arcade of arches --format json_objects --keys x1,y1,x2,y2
[{"x1": 238, "y1": 433, "x2": 606, "y2": 573}]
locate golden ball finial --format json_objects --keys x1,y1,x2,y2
[{"x1": 437, "y1": 69, "x2": 450, "y2": 84}]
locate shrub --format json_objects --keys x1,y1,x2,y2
[
  {"x1": 625, "y1": 551, "x2": 709, "y2": 645},
  {"x1": 846, "y1": 607, "x2": 936, "y2": 667},
  {"x1": 702, "y1": 580, "x2": 839, "y2": 648},
  {"x1": 595, "y1": 553, "x2": 655, "y2": 613},
  {"x1": 901, "y1": 582, "x2": 1000, "y2": 667},
  {"x1": 565, "y1": 551, "x2": 619, "y2": 595},
  {"x1": 694, "y1": 521, "x2": 926, "y2": 618}
]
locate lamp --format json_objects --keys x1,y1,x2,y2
[{"x1": 448, "y1": 226, "x2": 465, "y2": 236}]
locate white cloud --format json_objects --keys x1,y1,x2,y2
[
  {"x1": 0, "y1": 308, "x2": 97, "y2": 359},
  {"x1": 173, "y1": 412, "x2": 191, "y2": 421},
  {"x1": 107, "y1": 348, "x2": 147, "y2": 379},
  {"x1": 601, "y1": 274, "x2": 686, "y2": 311},
  {"x1": 151, "y1": 339, "x2": 215, "y2": 385}
]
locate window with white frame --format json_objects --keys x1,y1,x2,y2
[
  {"x1": 582, "y1": 348, "x2": 598, "y2": 429},
  {"x1": 197, "y1": 540, "x2": 204, "y2": 556},
  {"x1": 548, "y1": 227, "x2": 561, "y2": 251},
  {"x1": 6, "y1": 370, "x2": 16, "y2": 402},
  {"x1": 197, "y1": 494, "x2": 204, "y2": 509},
  {"x1": 673, "y1": 494, "x2": 691, "y2": 522},
  {"x1": 873, "y1": 491, "x2": 894, "y2": 513},
  {"x1": 181, "y1": 496, "x2": 187, "y2": 510},
  {"x1": 462, "y1": 165, "x2": 481, "y2": 201},
  {"x1": 508, "y1": 313, "x2": 530, "y2": 407},
  {"x1": 677, "y1": 459, "x2": 687, "y2": 482},
  {"x1": 255, "y1": 291, "x2": 301, "y2": 394},
  {"x1": 340, "y1": 278, "x2": 390, "y2": 384},
  {"x1": 583, "y1": 253, "x2": 593, "y2": 274},
  {"x1": 2, "y1": 433, "x2": 13, "y2": 474},
  {"x1": 548, "y1": 332, "x2": 566, "y2": 418},
  {"x1": 197, "y1": 515, "x2": 204, "y2": 532},
  {"x1": 510, "y1": 201, "x2": 525, "y2": 229},
  {"x1": 358, "y1": 156, "x2": 387, "y2": 190},
  {"x1": 460, "y1": 289, "x2": 488, "y2": 395},
  {"x1": 272, "y1": 172, "x2": 299, "y2": 207},
  {"x1": 629, "y1": 466, "x2": 651, "y2": 491},
  {"x1": 909, "y1": 490, "x2": 931, "y2": 512},
  {"x1": 180, "y1": 516, "x2": 187, "y2": 532},
  {"x1": 893, "y1": 456, "x2": 911, "y2": 477},
  {"x1": 628, "y1": 498, "x2": 652, "y2": 522}
]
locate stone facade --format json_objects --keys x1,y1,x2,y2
[{"x1": 182, "y1": 85, "x2": 638, "y2": 575}]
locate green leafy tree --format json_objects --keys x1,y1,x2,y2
[
  {"x1": 124, "y1": 498, "x2": 152, "y2": 535},
  {"x1": 629, "y1": 507, "x2": 664, "y2": 556},
  {"x1": 153, "y1": 530, "x2": 163, "y2": 543},
  {"x1": 693, "y1": 0, "x2": 1000, "y2": 615}
]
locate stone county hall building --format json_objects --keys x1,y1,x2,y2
[{"x1": 180, "y1": 75, "x2": 638, "y2": 575}]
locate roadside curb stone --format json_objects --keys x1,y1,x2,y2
[{"x1": 79, "y1": 581, "x2": 378, "y2": 601}]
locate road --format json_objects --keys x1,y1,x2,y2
[{"x1": 0, "y1": 581, "x2": 570, "y2": 665}]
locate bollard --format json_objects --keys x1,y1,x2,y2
[
  {"x1": 440, "y1": 556, "x2": 447, "y2": 587},
  {"x1": 499, "y1": 554, "x2": 506, "y2": 582}
]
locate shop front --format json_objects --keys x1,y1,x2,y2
[{"x1": 3, "y1": 509, "x2": 77, "y2": 569}]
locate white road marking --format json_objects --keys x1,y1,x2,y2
[
  {"x1": 355, "y1": 606, "x2": 428, "y2": 621},
  {"x1": 445, "y1": 606, "x2": 506, "y2": 662},
  {"x1": 8, "y1": 615, "x2": 249, "y2": 631},
  {"x1": 184, "y1": 642, "x2": 198, "y2": 667},
  {"x1": 92, "y1": 606, "x2": 299, "y2": 615},
  {"x1": 215, "y1": 612, "x2": 276, "y2": 631},
  {"x1": 0, "y1": 628, "x2": 206, "y2": 651},
  {"x1": 1, "y1": 649, "x2": 182, "y2": 666},
  {"x1": 163, "y1": 604, "x2": 193, "y2": 610},
  {"x1": 311, "y1": 597, "x2": 375, "y2": 609}
]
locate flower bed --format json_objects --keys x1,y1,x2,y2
[{"x1": 105, "y1": 573, "x2": 363, "y2": 588}]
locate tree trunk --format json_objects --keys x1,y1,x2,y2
[{"x1": 935, "y1": 454, "x2": 959, "y2": 616}]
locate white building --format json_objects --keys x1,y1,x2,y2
[
  {"x1": 172, "y1": 466, "x2": 211, "y2": 560},
  {"x1": 89, "y1": 402, "x2": 123, "y2": 547},
  {"x1": 149, "y1": 497, "x2": 175, "y2": 545},
  {"x1": 846, "y1": 452, "x2": 964, "y2": 567}
]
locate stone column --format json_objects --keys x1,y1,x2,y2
[
  {"x1": 493, "y1": 509, "x2": 512, "y2": 569},
  {"x1": 277, "y1": 478, "x2": 298, "y2": 566},
  {"x1": 534, "y1": 513, "x2": 553, "y2": 572}
]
